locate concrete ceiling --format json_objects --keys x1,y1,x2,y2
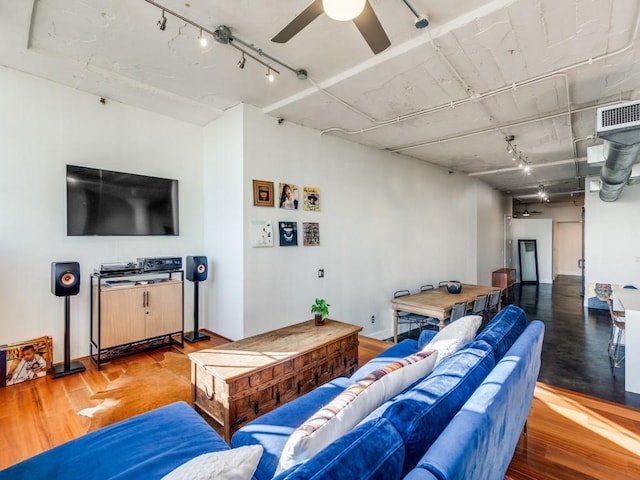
[{"x1": 2, "y1": 0, "x2": 640, "y2": 204}]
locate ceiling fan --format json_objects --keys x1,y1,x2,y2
[
  {"x1": 513, "y1": 208, "x2": 542, "y2": 218},
  {"x1": 271, "y1": 0, "x2": 391, "y2": 55}
]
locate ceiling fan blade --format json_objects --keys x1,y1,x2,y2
[
  {"x1": 271, "y1": 0, "x2": 324, "y2": 43},
  {"x1": 353, "y1": 1, "x2": 391, "y2": 54}
]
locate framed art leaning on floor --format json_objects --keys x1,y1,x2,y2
[{"x1": 1, "y1": 336, "x2": 52, "y2": 387}]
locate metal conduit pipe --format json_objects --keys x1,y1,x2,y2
[
  {"x1": 599, "y1": 140, "x2": 640, "y2": 202},
  {"x1": 319, "y1": 3, "x2": 640, "y2": 138}
]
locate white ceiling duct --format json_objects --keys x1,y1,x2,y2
[{"x1": 596, "y1": 100, "x2": 640, "y2": 202}]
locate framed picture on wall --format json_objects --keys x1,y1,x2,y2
[
  {"x1": 303, "y1": 186, "x2": 320, "y2": 212},
  {"x1": 279, "y1": 221, "x2": 298, "y2": 246},
  {"x1": 278, "y1": 183, "x2": 299, "y2": 210},
  {"x1": 303, "y1": 222, "x2": 320, "y2": 246},
  {"x1": 250, "y1": 220, "x2": 274, "y2": 247},
  {"x1": 253, "y1": 180, "x2": 274, "y2": 207},
  {"x1": 586, "y1": 282, "x2": 618, "y2": 311}
]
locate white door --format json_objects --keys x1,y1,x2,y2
[{"x1": 556, "y1": 222, "x2": 582, "y2": 276}]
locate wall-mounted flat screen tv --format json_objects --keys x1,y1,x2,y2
[{"x1": 66, "y1": 165, "x2": 179, "y2": 236}]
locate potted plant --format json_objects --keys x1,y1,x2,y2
[{"x1": 311, "y1": 298, "x2": 330, "y2": 326}]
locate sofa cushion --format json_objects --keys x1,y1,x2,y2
[
  {"x1": 373, "y1": 340, "x2": 496, "y2": 475},
  {"x1": 278, "y1": 350, "x2": 437, "y2": 473},
  {"x1": 350, "y1": 338, "x2": 419, "y2": 381},
  {"x1": 421, "y1": 315, "x2": 482, "y2": 364},
  {"x1": 417, "y1": 330, "x2": 437, "y2": 350},
  {"x1": 0, "y1": 401, "x2": 229, "y2": 480},
  {"x1": 475, "y1": 305, "x2": 527, "y2": 361},
  {"x1": 406, "y1": 320, "x2": 545, "y2": 480},
  {"x1": 161, "y1": 445, "x2": 263, "y2": 480},
  {"x1": 230, "y1": 377, "x2": 352, "y2": 480},
  {"x1": 273, "y1": 417, "x2": 405, "y2": 480}
]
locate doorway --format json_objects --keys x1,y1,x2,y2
[{"x1": 555, "y1": 222, "x2": 582, "y2": 277}]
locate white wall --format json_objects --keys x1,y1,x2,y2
[
  {"x1": 0, "y1": 65, "x2": 509, "y2": 354},
  {"x1": 202, "y1": 105, "x2": 245, "y2": 340},
  {"x1": 585, "y1": 179, "x2": 640, "y2": 298},
  {"x1": 476, "y1": 184, "x2": 508, "y2": 285},
  {"x1": 510, "y1": 218, "x2": 554, "y2": 283},
  {"x1": 0, "y1": 66, "x2": 204, "y2": 361},
  {"x1": 240, "y1": 104, "x2": 507, "y2": 339},
  {"x1": 529, "y1": 203, "x2": 582, "y2": 222}
]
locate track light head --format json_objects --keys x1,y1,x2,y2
[
  {"x1": 199, "y1": 29, "x2": 208, "y2": 47},
  {"x1": 157, "y1": 11, "x2": 167, "y2": 31},
  {"x1": 238, "y1": 54, "x2": 246, "y2": 69},
  {"x1": 266, "y1": 68, "x2": 274, "y2": 82}
]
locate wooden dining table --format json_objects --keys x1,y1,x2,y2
[{"x1": 391, "y1": 283, "x2": 498, "y2": 343}]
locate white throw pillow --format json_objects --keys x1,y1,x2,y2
[
  {"x1": 422, "y1": 315, "x2": 482, "y2": 364},
  {"x1": 162, "y1": 445, "x2": 263, "y2": 480},
  {"x1": 276, "y1": 350, "x2": 437, "y2": 474}
]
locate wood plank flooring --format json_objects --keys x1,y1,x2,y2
[{"x1": 1, "y1": 332, "x2": 639, "y2": 479}]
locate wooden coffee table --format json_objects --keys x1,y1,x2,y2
[{"x1": 189, "y1": 319, "x2": 362, "y2": 442}]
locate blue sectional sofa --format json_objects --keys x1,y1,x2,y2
[
  {"x1": 233, "y1": 305, "x2": 544, "y2": 480},
  {"x1": 0, "y1": 400, "x2": 230, "y2": 480},
  {"x1": 1, "y1": 305, "x2": 544, "y2": 480}
]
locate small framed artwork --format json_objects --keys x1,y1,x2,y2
[
  {"x1": 1, "y1": 336, "x2": 52, "y2": 387},
  {"x1": 303, "y1": 222, "x2": 320, "y2": 246},
  {"x1": 253, "y1": 180, "x2": 274, "y2": 207},
  {"x1": 279, "y1": 183, "x2": 299, "y2": 210},
  {"x1": 303, "y1": 186, "x2": 320, "y2": 212},
  {"x1": 250, "y1": 220, "x2": 274, "y2": 247},
  {"x1": 279, "y1": 221, "x2": 298, "y2": 246}
]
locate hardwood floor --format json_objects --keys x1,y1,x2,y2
[
  {"x1": 1, "y1": 332, "x2": 639, "y2": 478},
  {"x1": 509, "y1": 384, "x2": 640, "y2": 479}
]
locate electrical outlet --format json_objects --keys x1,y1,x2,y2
[
  {"x1": 371, "y1": 315, "x2": 375, "y2": 324},
  {"x1": 318, "y1": 269, "x2": 324, "y2": 278}
]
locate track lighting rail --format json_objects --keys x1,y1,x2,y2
[{"x1": 143, "y1": 0, "x2": 306, "y2": 81}]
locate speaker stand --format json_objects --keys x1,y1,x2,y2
[
  {"x1": 53, "y1": 296, "x2": 86, "y2": 379},
  {"x1": 185, "y1": 281, "x2": 210, "y2": 343}
]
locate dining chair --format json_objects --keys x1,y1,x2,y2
[
  {"x1": 394, "y1": 290, "x2": 429, "y2": 338},
  {"x1": 487, "y1": 290, "x2": 502, "y2": 318},
  {"x1": 469, "y1": 294, "x2": 488, "y2": 320},
  {"x1": 438, "y1": 281, "x2": 449, "y2": 288},
  {"x1": 417, "y1": 284, "x2": 441, "y2": 330},
  {"x1": 449, "y1": 300, "x2": 468, "y2": 322},
  {"x1": 607, "y1": 298, "x2": 625, "y2": 377}
]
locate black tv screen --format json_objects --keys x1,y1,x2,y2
[{"x1": 66, "y1": 165, "x2": 179, "y2": 236}]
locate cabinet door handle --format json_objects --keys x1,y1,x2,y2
[
  {"x1": 142, "y1": 291, "x2": 146, "y2": 308},
  {"x1": 146, "y1": 291, "x2": 150, "y2": 308}
]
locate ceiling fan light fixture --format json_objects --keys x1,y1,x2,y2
[{"x1": 322, "y1": 0, "x2": 366, "y2": 21}]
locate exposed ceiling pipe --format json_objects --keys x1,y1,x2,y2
[
  {"x1": 319, "y1": 3, "x2": 640, "y2": 137},
  {"x1": 595, "y1": 101, "x2": 640, "y2": 202},
  {"x1": 388, "y1": 100, "x2": 625, "y2": 153},
  {"x1": 598, "y1": 142, "x2": 640, "y2": 201},
  {"x1": 468, "y1": 158, "x2": 584, "y2": 177}
]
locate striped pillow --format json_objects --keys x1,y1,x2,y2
[{"x1": 277, "y1": 349, "x2": 436, "y2": 473}]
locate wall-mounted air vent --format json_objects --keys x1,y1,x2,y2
[{"x1": 597, "y1": 100, "x2": 640, "y2": 133}]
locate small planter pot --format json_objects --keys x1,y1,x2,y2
[{"x1": 314, "y1": 313, "x2": 325, "y2": 326}]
